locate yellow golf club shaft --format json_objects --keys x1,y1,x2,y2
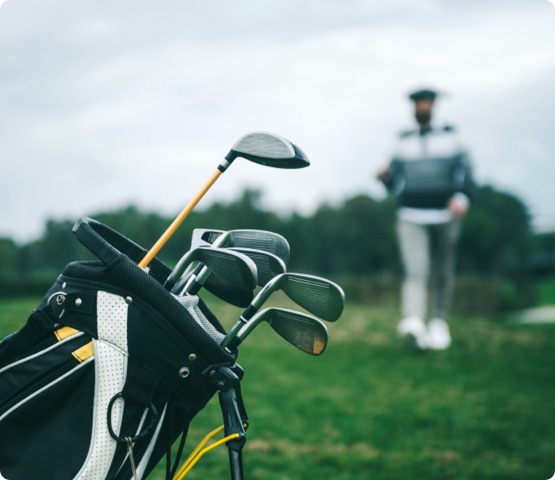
[{"x1": 138, "y1": 169, "x2": 223, "y2": 268}]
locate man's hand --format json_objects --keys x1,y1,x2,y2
[
  {"x1": 448, "y1": 198, "x2": 468, "y2": 219},
  {"x1": 376, "y1": 167, "x2": 389, "y2": 181}
]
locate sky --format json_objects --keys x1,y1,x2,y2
[{"x1": 0, "y1": 0, "x2": 554, "y2": 241}]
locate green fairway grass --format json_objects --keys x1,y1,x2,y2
[{"x1": 1, "y1": 295, "x2": 554, "y2": 479}]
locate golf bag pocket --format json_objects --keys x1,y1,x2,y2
[
  {"x1": 0, "y1": 218, "x2": 237, "y2": 480},
  {"x1": 0, "y1": 325, "x2": 96, "y2": 479}
]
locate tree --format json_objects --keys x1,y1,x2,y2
[
  {"x1": 458, "y1": 185, "x2": 533, "y2": 274},
  {"x1": 0, "y1": 185, "x2": 540, "y2": 299},
  {"x1": 0, "y1": 238, "x2": 18, "y2": 278},
  {"x1": 298, "y1": 196, "x2": 398, "y2": 275}
]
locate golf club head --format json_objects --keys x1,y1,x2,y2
[
  {"x1": 227, "y1": 247, "x2": 286, "y2": 286},
  {"x1": 252, "y1": 273, "x2": 345, "y2": 322},
  {"x1": 223, "y1": 132, "x2": 310, "y2": 170},
  {"x1": 167, "y1": 246, "x2": 258, "y2": 293},
  {"x1": 211, "y1": 229, "x2": 290, "y2": 264},
  {"x1": 190, "y1": 228, "x2": 225, "y2": 248},
  {"x1": 202, "y1": 272, "x2": 255, "y2": 308},
  {"x1": 231, "y1": 307, "x2": 328, "y2": 355},
  {"x1": 198, "y1": 246, "x2": 286, "y2": 305}
]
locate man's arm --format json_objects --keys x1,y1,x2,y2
[{"x1": 448, "y1": 150, "x2": 475, "y2": 218}]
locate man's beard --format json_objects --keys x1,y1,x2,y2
[{"x1": 415, "y1": 111, "x2": 431, "y2": 126}]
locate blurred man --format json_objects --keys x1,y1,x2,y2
[{"x1": 377, "y1": 88, "x2": 475, "y2": 350}]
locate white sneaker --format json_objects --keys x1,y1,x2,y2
[
  {"x1": 427, "y1": 318, "x2": 452, "y2": 350},
  {"x1": 397, "y1": 316, "x2": 429, "y2": 351}
]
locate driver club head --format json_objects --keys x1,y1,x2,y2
[{"x1": 223, "y1": 132, "x2": 310, "y2": 170}]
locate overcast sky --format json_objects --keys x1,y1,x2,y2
[{"x1": 1, "y1": 0, "x2": 554, "y2": 241}]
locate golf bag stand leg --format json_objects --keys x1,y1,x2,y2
[{"x1": 214, "y1": 367, "x2": 248, "y2": 480}]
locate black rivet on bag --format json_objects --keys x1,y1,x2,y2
[
  {"x1": 125, "y1": 296, "x2": 133, "y2": 304},
  {"x1": 178, "y1": 367, "x2": 190, "y2": 379},
  {"x1": 188, "y1": 354, "x2": 197, "y2": 362},
  {"x1": 75, "y1": 298, "x2": 82, "y2": 307}
]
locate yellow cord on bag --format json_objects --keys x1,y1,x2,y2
[
  {"x1": 176, "y1": 425, "x2": 224, "y2": 477},
  {"x1": 172, "y1": 425, "x2": 240, "y2": 480}
]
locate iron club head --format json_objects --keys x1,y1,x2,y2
[
  {"x1": 165, "y1": 246, "x2": 258, "y2": 294},
  {"x1": 226, "y1": 307, "x2": 328, "y2": 355},
  {"x1": 222, "y1": 272, "x2": 345, "y2": 347},
  {"x1": 250, "y1": 273, "x2": 345, "y2": 322},
  {"x1": 192, "y1": 247, "x2": 286, "y2": 306}
]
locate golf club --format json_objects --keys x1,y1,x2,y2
[
  {"x1": 187, "y1": 247, "x2": 286, "y2": 293},
  {"x1": 228, "y1": 248, "x2": 286, "y2": 287},
  {"x1": 138, "y1": 132, "x2": 309, "y2": 269},
  {"x1": 193, "y1": 228, "x2": 290, "y2": 264},
  {"x1": 222, "y1": 272, "x2": 345, "y2": 347},
  {"x1": 201, "y1": 273, "x2": 255, "y2": 307},
  {"x1": 181, "y1": 247, "x2": 287, "y2": 308},
  {"x1": 225, "y1": 307, "x2": 328, "y2": 355},
  {"x1": 164, "y1": 246, "x2": 258, "y2": 295},
  {"x1": 190, "y1": 228, "x2": 226, "y2": 249},
  {"x1": 168, "y1": 228, "x2": 290, "y2": 306}
]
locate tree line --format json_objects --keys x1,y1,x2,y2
[{"x1": 1, "y1": 185, "x2": 553, "y2": 309}]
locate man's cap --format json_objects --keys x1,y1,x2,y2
[{"x1": 408, "y1": 88, "x2": 439, "y2": 102}]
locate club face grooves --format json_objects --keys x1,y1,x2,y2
[
  {"x1": 227, "y1": 132, "x2": 310, "y2": 169},
  {"x1": 231, "y1": 132, "x2": 296, "y2": 160},
  {"x1": 268, "y1": 309, "x2": 328, "y2": 355},
  {"x1": 226, "y1": 230, "x2": 290, "y2": 264},
  {"x1": 283, "y1": 275, "x2": 345, "y2": 322}
]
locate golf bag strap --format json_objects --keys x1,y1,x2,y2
[{"x1": 72, "y1": 217, "x2": 170, "y2": 281}]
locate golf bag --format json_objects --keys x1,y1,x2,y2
[{"x1": 0, "y1": 217, "x2": 244, "y2": 480}]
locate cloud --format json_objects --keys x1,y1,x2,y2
[{"x1": 0, "y1": 0, "x2": 554, "y2": 240}]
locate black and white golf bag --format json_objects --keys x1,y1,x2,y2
[{"x1": 0, "y1": 218, "x2": 245, "y2": 480}]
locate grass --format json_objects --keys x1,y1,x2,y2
[
  {"x1": 1, "y1": 294, "x2": 554, "y2": 479},
  {"x1": 537, "y1": 277, "x2": 555, "y2": 306}
]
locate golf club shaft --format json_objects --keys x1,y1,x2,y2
[
  {"x1": 138, "y1": 169, "x2": 223, "y2": 268},
  {"x1": 173, "y1": 230, "x2": 231, "y2": 293},
  {"x1": 221, "y1": 306, "x2": 258, "y2": 348}
]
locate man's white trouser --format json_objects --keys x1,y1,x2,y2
[{"x1": 396, "y1": 217, "x2": 460, "y2": 321}]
